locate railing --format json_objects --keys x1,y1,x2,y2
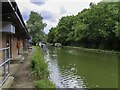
[{"x1": 0, "y1": 47, "x2": 10, "y2": 87}]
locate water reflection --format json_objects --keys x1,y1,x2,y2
[
  {"x1": 44, "y1": 48, "x2": 86, "y2": 88},
  {"x1": 45, "y1": 50, "x2": 63, "y2": 88},
  {"x1": 44, "y1": 47, "x2": 118, "y2": 88},
  {"x1": 60, "y1": 64, "x2": 86, "y2": 88}
]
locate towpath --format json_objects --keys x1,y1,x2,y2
[{"x1": 11, "y1": 48, "x2": 35, "y2": 88}]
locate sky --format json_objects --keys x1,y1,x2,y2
[{"x1": 15, "y1": 0, "x2": 101, "y2": 34}]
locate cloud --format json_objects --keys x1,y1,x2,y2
[
  {"x1": 29, "y1": 0, "x2": 46, "y2": 5},
  {"x1": 60, "y1": 6, "x2": 67, "y2": 14},
  {"x1": 22, "y1": 11, "x2": 30, "y2": 22},
  {"x1": 43, "y1": 20, "x2": 57, "y2": 34},
  {"x1": 16, "y1": 0, "x2": 101, "y2": 34},
  {"x1": 40, "y1": 11, "x2": 56, "y2": 22}
]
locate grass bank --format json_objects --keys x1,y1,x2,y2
[
  {"x1": 30, "y1": 46, "x2": 56, "y2": 88},
  {"x1": 65, "y1": 46, "x2": 120, "y2": 55}
]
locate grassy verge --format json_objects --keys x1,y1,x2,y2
[
  {"x1": 65, "y1": 46, "x2": 120, "y2": 55},
  {"x1": 30, "y1": 46, "x2": 56, "y2": 88}
]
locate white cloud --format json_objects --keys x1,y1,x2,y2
[
  {"x1": 43, "y1": 20, "x2": 57, "y2": 34},
  {"x1": 15, "y1": 0, "x2": 101, "y2": 34}
]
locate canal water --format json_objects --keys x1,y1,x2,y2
[{"x1": 44, "y1": 47, "x2": 118, "y2": 88}]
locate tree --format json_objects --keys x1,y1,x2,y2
[
  {"x1": 47, "y1": 27, "x2": 55, "y2": 43},
  {"x1": 27, "y1": 11, "x2": 46, "y2": 45},
  {"x1": 47, "y1": 2, "x2": 120, "y2": 51}
]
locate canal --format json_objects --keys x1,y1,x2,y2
[{"x1": 44, "y1": 46, "x2": 118, "y2": 88}]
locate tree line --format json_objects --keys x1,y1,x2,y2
[
  {"x1": 47, "y1": 2, "x2": 120, "y2": 51},
  {"x1": 27, "y1": 11, "x2": 47, "y2": 45}
]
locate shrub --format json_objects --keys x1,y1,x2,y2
[
  {"x1": 35, "y1": 79, "x2": 56, "y2": 88},
  {"x1": 31, "y1": 46, "x2": 56, "y2": 88}
]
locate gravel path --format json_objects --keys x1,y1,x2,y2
[{"x1": 11, "y1": 48, "x2": 35, "y2": 88}]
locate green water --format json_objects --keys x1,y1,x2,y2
[{"x1": 45, "y1": 47, "x2": 118, "y2": 88}]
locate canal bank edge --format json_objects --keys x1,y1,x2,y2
[
  {"x1": 64, "y1": 46, "x2": 120, "y2": 55},
  {"x1": 30, "y1": 46, "x2": 56, "y2": 88}
]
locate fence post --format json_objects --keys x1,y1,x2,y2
[
  {"x1": 4, "y1": 50, "x2": 6, "y2": 79},
  {"x1": 8, "y1": 48, "x2": 10, "y2": 74},
  {"x1": 0, "y1": 47, "x2": 10, "y2": 86}
]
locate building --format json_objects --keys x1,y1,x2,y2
[{"x1": 0, "y1": 0, "x2": 29, "y2": 87}]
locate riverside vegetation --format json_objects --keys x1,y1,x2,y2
[
  {"x1": 25, "y1": 1, "x2": 119, "y2": 89},
  {"x1": 47, "y1": 2, "x2": 120, "y2": 51},
  {"x1": 26, "y1": 8, "x2": 56, "y2": 89},
  {"x1": 31, "y1": 46, "x2": 56, "y2": 88}
]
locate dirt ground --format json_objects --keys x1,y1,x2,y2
[{"x1": 11, "y1": 48, "x2": 35, "y2": 88}]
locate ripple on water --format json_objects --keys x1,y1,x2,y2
[
  {"x1": 68, "y1": 50, "x2": 78, "y2": 56},
  {"x1": 44, "y1": 51, "x2": 86, "y2": 88},
  {"x1": 60, "y1": 64, "x2": 86, "y2": 88}
]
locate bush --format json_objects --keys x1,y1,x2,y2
[
  {"x1": 31, "y1": 46, "x2": 56, "y2": 88},
  {"x1": 35, "y1": 79, "x2": 56, "y2": 88}
]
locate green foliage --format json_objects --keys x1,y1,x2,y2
[
  {"x1": 114, "y1": 22, "x2": 120, "y2": 39},
  {"x1": 31, "y1": 46, "x2": 56, "y2": 88},
  {"x1": 27, "y1": 11, "x2": 47, "y2": 45},
  {"x1": 35, "y1": 79, "x2": 56, "y2": 88},
  {"x1": 31, "y1": 46, "x2": 49, "y2": 80},
  {"x1": 47, "y1": 2, "x2": 120, "y2": 51},
  {"x1": 47, "y1": 27, "x2": 56, "y2": 43}
]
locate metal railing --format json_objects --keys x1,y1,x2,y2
[{"x1": 0, "y1": 47, "x2": 10, "y2": 87}]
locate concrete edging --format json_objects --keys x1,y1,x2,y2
[{"x1": 1, "y1": 76, "x2": 14, "y2": 89}]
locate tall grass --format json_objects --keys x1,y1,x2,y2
[{"x1": 31, "y1": 46, "x2": 56, "y2": 88}]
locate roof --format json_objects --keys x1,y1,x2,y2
[{"x1": 1, "y1": 0, "x2": 29, "y2": 38}]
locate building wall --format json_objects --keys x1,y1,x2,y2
[
  {"x1": 2, "y1": 21, "x2": 15, "y2": 34},
  {"x1": 0, "y1": 33, "x2": 26, "y2": 61},
  {"x1": 0, "y1": 25, "x2": 28, "y2": 63},
  {"x1": 0, "y1": 33, "x2": 19, "y2": 61},
  {"x1": 0, "y1": 33, "x2": 7, "y2": 64},
  {"x1": 0, "y1": 34, "x2": 3, "y2": 64},
  {"x1": 19, "y1": 38, "x2": 23, "y2": 54},
  {"x1": 23, "y1": 39, "x2": 27, "y2": 51},
  {"x1": 11, "y1": 35, "x2": 25, "y2": 58},
  {"x1": 11, "y1": 35, "x2": 18, "y2": 58},
  {"x1": 0, "y1": 34, "x2": 2, "y2": 48},
  {"x1": 2, "y1": 33, "x2": 7, "y2": 48}
]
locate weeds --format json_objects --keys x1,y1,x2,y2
[{"x1": 31, "y1": 46, "x2": 56, "y2": 88}]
